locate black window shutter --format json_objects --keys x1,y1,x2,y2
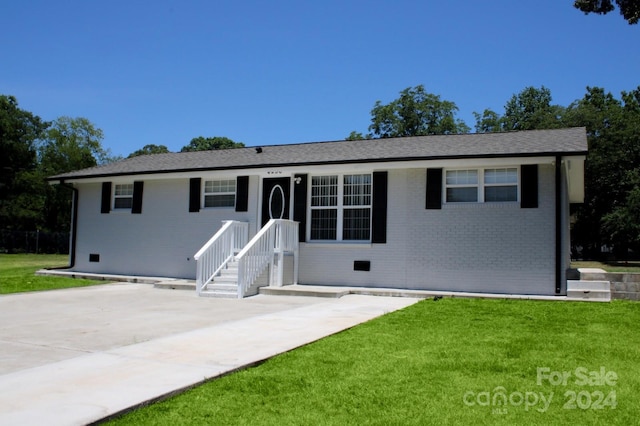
[
  {"x1": 293, "y1": 174, "x2": 308, "y2": 242},
  {"x1": 426, "y1": 168, "x2": 443, "y2": 209},
  {"x1": 235, "y1": 176, "x2": 249, "y2": 212},
  {"x1": 132, "y1": 181, "x2": 144, "y2": 214},
  {"x1": 521, "y1": 165, "x2": 538, "y2": 208},
  {"x1": 372, "y1": 171, "x2": 388, "y2": 244},
  {"x1": 189, "y1": 178, "x2": 201, "y2": 212},
  {"x1": 101, "y1": 182, "x2": 112, "y2": 214}
]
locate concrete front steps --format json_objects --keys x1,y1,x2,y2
[
  {"x1": 198, "y1": 260, "x2": 241, "y2": 298},
  {"x1": 196, "y1": 260, "x2": 267, "y2": 298},
  {"x1": 566, "y1": 279, "x2": 611, "y2": 302}
]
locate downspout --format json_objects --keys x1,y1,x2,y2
[
  {"x1": 555, "y1": 156, "x2": 562, "y2": 294},
  {"x1": 55, "y1": 180, "x2": 78, "y2": 269}
]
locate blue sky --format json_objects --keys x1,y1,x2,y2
[{"x1": 2, "y1": 1, "x2": 638, "y2": 157}]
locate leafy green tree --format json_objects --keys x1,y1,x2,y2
[
  {"x1": 345, "y1": 131, "x2": 367, "y2": 141},
  {"x1": 574, "y1": 0, "x2": 640, "y2": 24},
  {"x1": 475, "y1": 85, "x2": 640, "y2": 258},
  {"x1": 0, "y1": 95, "x2": 49, "y2": 231},
  {"x1": 564, "y1": 86, "x2": 640, "y2": 257},
  {"x1": 128, "y1": 144, "x2": 170, "y2": 158},
  {"x1": 473, "y1": 87, "x2": 566, "y2": 133},
  {"x1": 367, "y1": 85, "x2": 470, "y2": 138},
  {"x1": 180, "y1": 136, "x2": 244, "y2": 152},
  {"x1": 502, "y1": 86, "x2": 566, "y2": 131},
  {"x1": 38, "y1": 116, "x2": 111, "y2": 174},
  {"x1": 473, "y1": 109, "x2": 504, "y2": 133},
  {"x1": 38, "y1": 117, "x2": 112, "y2": 231}
]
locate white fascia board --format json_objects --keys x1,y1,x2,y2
[
  {"x1": 55, "y1": 156, "x2": 561, "y2": 184},
  {"x1": 564, "y1": 156, "x2": 586, "y2": 203}
]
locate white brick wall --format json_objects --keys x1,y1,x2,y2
[
  {"x1": 71, "y1": 163, "x2": 566, "y2": 295},
  {"x1": 73, "y1": 177, "x2": 259, "y2": 279},
  {"x1": 299, "y1": 165, "x2": 560, "y2": 295}
]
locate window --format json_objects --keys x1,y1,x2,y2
[
  {"x1": 445, "y1": 168, "x2": 518, "y2": 203},
  {"x1": 204, "y1": 179, "x2": 236, "y2": 208},
  {"x1": 446, "y1": 170, "x2": 478, "y2": 202},
  {"x1": 310, "y1": 174, "x2": 371, "y2": 241},
  {"x1": 484, "y1": 168, "x2": 517, "y2": 202},
  {"x1": 113, "y1": 184, "x2": 134, "y2": 209}
]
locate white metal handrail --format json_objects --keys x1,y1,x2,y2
[
  {"x1": 194, "y1": 220, "x2": 248, "y2": 294},
  {"x1": 236, "y1": 219, "x2": 299, "y2": 298}
]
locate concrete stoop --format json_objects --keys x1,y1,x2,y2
[
  {"x1": 566, "y1": 279, "x2": 611, "y2": 302},
  {"x1": 153, "y1": 279, "x2": 196, "y2": 291}
]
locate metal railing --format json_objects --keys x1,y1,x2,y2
[
  {"x1": 236, "y1": 219, "x2": 299, "y2": 298},
  {"x1": 193, "y1": 220, "x2": 249, "y2": 295}
]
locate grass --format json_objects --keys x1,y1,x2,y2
[
  {"x1": 0, "y1": 253, "x2": 103, "y2": 294},
  {"x1": 571, "y1": 261, "x2": 640, "y2": 273},
  {"x1": 109, "y1": 298, "x2": 640, "y2": 425}
]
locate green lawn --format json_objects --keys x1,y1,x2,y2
[
  {"x1": 0, "y1": 254, "x2": 102, "y2": 294},
  {"x1": 572, "y1": 261, "x2": 640, "y2": 273},
  {"x1": 110, "y1": 298, "x2": 639, "y2": 425}
]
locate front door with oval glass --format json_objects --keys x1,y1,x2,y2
[{"x1": 261, "y1": 177, "x2": 291, "y2": 226}]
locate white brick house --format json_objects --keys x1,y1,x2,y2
[{"x1": 49, "y1": 128, "x2": 587, "y2": 297}]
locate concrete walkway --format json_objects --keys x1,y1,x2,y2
[{"x1": 0, "y1": 283, "x2": 419, "y2": 425}]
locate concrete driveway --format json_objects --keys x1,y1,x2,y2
[
  {"x1": 0, "y1": 283, "x2": 419, "y2": 425},
  {"x1": 0, "y1": 283, "x2": 325, "y2": 375}
]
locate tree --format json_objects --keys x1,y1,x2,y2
[
  {"x1": 0, "y1": 95, "x2": 49, "y2": 231},
  {"x1": 474, "y1": 85, "x2": 640, "y2": 258},
  {"x1": 38, "y1": 117, "x2": 113, "y2": 231},
  {"x1": 367, "y1": 85, "x2": 470, "y2": 138},
  {"x1": 38, "y1": 116, "x2": 111, "y2": 172},
  {"x1": 473, "y1": 87, "x2": 566, "y2": 133},
  {"x1": 180, "y1": 136, "x2": 244, "y2": 152},
  {"x1": 473, "y1": 109, "x2": 504, "y2": 133},
  {"x1": 502, "y1": 86, "x2": 566, "y2": 131},
  {"x1": 345, "y1": 131, "x2": 367, "y2": 141},
  {"x1": 574, "y1": 0, "x2": 640, "y2": 24},
  {"x1": 564, "y1": 86, "x2": 640, "y2": 258},
  {"x1": 128, "y1": 144, "x2": 170, "y2": 158}
]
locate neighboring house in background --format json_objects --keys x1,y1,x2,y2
[{"x1": 48, "y1": 127, "x2": 587, "y2": 297}]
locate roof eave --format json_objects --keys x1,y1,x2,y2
[{"x1": 47, "y1": 150, "x2": 588, "y2": 183}]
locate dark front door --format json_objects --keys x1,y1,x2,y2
[{"x1": 261, "y1": 177, "x2": 291, "y2": 226}]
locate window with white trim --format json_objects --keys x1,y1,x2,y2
[
  {"x1": 446, "y1": 170, "x2": 478, "y2": 202},
  {"x1": 484, "y1": 168, "x2": 518, "y2": 202},
  {"x1": 310, "y1": 174, "x2": 371, "y2": 241},
  {"x1": 204, "y1": 179, "x2": 236, "y2": 208},
  {"x1": 113, "y1": 183, "x2": 134, "y2": 209},
  {"x1": 445, "y1": 168, "x2": 518, "y2": 203}
]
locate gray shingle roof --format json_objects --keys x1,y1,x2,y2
[{"x1": 49, "y1": 127, "x2": 588, "y2": 181}]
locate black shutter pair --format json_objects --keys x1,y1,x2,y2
[
  {"x1": 101, "y1": 181, "x2": 144, "y2": 214},
  {"x1": 189, "y1": 176, "x2": 250, "y2": 212},
  {"x1": 425, "y1": 166, "x2": 539, "y2": 209},
  {"x1": 293, "y1": 172, "x2": 388, "y2": 244}
]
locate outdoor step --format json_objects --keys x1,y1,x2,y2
[
  {"x1": 153, "y1": 280, "x2": 196, "y2": 290},
  {"x1": 198, "y1": 289, "x2": 238, "y2": 299},
  {"x1": 567, "y1": 290, "x2": 611, "y2": 302},
  {"x1": 213, "y1": 276, "x2": 238, "y2": 285},
  {"x1": 206, "y1": 283, "x2": 237, "y2": 292},
  {"x1": 567, "y1": 280, "x2": 610, "y2": 291}
]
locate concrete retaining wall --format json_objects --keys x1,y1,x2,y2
[{"x1": 579, "y1": 269, "x2": 640, "y2": 301}]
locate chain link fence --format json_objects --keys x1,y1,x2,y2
[{"x1": 0, "y1": 230, "x2": 70, "y2": 254}]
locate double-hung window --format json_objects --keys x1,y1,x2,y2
[
  {"x1": 113, "y1": 184, "x2": 134, "y2": 209},
  {"x1": 310, "y1": 174, "x2": 371, "y2": 241},
  {"x1": 204, "y1": 179, "x2": 236, "y2": 208},
  {"x1": 445, "y1": 170, "x2": 478, "y2": 202},
  {"x1": 445, "y1": 168, "x2": 518, "y2": 203},
  {"x1": 484, "y1": 168, "x2": 518, "y2": 202}
]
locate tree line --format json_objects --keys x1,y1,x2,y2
[
  {"x1": 348, "y1": 84, "x2": 640, "y2": 259},
  {"x1": 0, "y1": 95, "x2": 245, "y2": 252},
  {"x1": 2, "y1": 84, "x2": 639, "y2": 258}
]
